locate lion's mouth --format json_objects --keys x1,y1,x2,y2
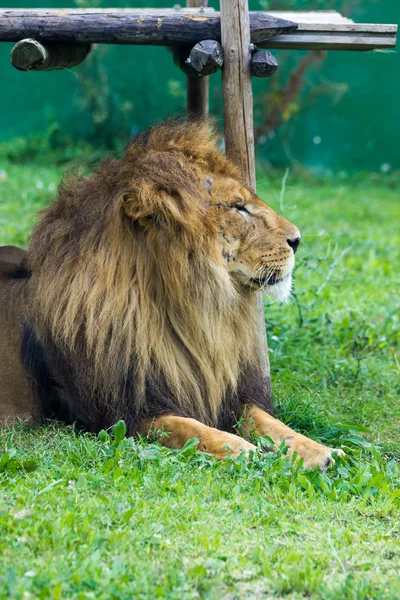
[{"x1": 250, "y1": 273, "x2": 290, "y2": 287}]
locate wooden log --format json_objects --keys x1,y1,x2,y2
[
  {"x1": 250, "y1": 49, "x2": 278, "y2": 78},
  {"x1": 10, "y1": 38, "x2": 90, "y2": 71},
  {"x1": 185, "y1": 0, "x2": 209, "y2": 119},
  {"x1": 174, "y1": 40, "x2": 223, "y2": 78},
  {"x1": 0, "y1": 10, "x2": 395, "y2": 51},
  {"x1": 0, "y1": 9, "x2": 297, "y2": 46},
  {"x1": 220, "y1": 0, "x2": 271, "y2": 383}
]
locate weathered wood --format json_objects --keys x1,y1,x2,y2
[
  {"x1": 186, "y1": 0, "x2": 208, "y2": 9},
  {"x1": 220, "y1": 0, "x2": 270, "y2": 381},
  {"x1": 267, "y1": 11, "x2": 354, "y2": 24},
  {"x1": 263, "y1": 34, "x2": 396, "y2": 51},
  {"x1": 251, "y1": 50, "x2": 278, "y2": 78},
  {"x1": 174, "y1": 40, "x2": 223, "y2": 78},
  {"x1": 10, "y1": 38, "x2": 90, "y2": 71},
  {"x1": 220, "y1": 1, "x2": 255, "y2": 188},
  {"x1": 260, "y1": 22, "x2": 397, "y2": 51},
  {"x1": 189, "y1": 39, "x2": 223, "y2": 76},
  {"x1": 0, "y1": 9, "x2": 395, "y2": 51},
  {"x1": 283, "y1": 23, "x2": 398, "y2": 32},
  {"x1": 177, "y1": 43, "x2": 280, "y2": 79},
  {"x1": 185, "y1": 0, "x2": 209, "y2": 119},
  {"x1": 0, "y1": 9, "x2": 297, "y2": 46},
  {"x1": 187, "y1": 76, "x2": 209, "y2": 117}
]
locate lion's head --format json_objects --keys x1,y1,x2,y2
[
  {"x1": 201, "y1": 174, "x2": 300, "y2": 302},
  {"x1": 27, "y1": 121, "x2": 300, "y2": 428},
  {"x1": 119, "y1": 122, "x2": 300, "y2": 304}
]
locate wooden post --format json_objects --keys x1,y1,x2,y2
[
  {"x1": 220, "y1": 0, "x2": 255, "y2": 186},
  {"x1": 220, "y1": 0, "x2": 271, "y2": 384},
  {"x1": 186, "y1": 0, "x2": 209, "y2": 117}
]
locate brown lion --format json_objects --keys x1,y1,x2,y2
[{"x1": 0, "y1": 121, "x2": 343, "y2": 469}]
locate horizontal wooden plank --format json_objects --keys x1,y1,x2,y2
[
  {"x1": 0, "y1": 9, "x2": 396, "y2": 51},
  {"x1": 266, "y1": 11, "x2": 354, "y2": 24},
  {"x1": 0, "y1": 9, "x2": 297, "y2": 45},
  {"x1": 261, "y1": 32, "x2": 397, "y2": 51},
  {"x1": 256, "y1": 11, "x2": 397, "y2": 50},
  {"x1": 260, "y1": 11, "x2": 398, "y2": 50},
  {"x1": 295, "y1": 23, "x2": 397, "y2": 33},
  {"x1": 0, "y1": 8, "x2": 218, "y2": 15}
]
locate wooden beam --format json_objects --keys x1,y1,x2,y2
[
  {"x1": 220, "y1": 0, "x2": 270, "y2": 383},
  {"x1": 264, "y1": 10, "x2": 397, "y2": 51},
  {"x1": 185, "y1": 0, "x2": 209, "y2": 118},
  {"x1": 260, "y1": 22, "x2": 397, "y2": 51},
  {"x1": 0, "y1": 9, "x2": 395, "y2": 51},
  {"x1": 11, "y1": 38, "x2": 91, "y2": 71},
  {"x1": 264, "y1": 35, "x2": 396, "y2": 51},
  {"x1": 0, "y1": 9, "x2": 297, "y2": 46},
  {"x1": 266, "y1": 11, "x2": 354, "y2": 24}
]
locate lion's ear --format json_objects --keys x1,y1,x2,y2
[
  {"x1": 122, "y1": 187, "x2": 170, "y2": 220},
  {"x1": 121, "y1": 171, "x2": 209, "y2": 236},
  {"x1": 122, "y1": 192, "x2": 141, "y2": 220},
  {"x1": 122, "y1": 192, "x2": 161, "y2": 231},
  {"x1": 122, "y1": 183, "x2": 195, "y2": 228}
]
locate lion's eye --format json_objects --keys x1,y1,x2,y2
[{"x1": 235, "y1": 205, "x2": 250, "y2": 215}]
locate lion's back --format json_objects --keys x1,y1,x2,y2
[{"x1": 0, "y1": 266, "x2": 34, "y2": 424}]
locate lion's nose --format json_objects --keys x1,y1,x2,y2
[{"x1": 287, "y1": 236, "x2": 301, "y2": 254}]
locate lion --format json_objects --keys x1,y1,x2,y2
[
  {"x1": 0, "y1": 120, "x2": 343, "y2": 469},
  {"x1": 0, "y1": 245, "x2": 27, "y2": 266}
]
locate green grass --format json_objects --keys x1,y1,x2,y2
[{"x1": 1, "y1": 161, "x2": 400, "y2": 599}]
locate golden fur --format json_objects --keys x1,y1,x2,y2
[
  {"x1": 0, "y1": 120, "x2": 347, "y2": 469},
  {"x1": 2, "y1": 120, "x2": 299, "y2": 432}
]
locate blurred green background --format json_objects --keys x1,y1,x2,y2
[{"x1": 0, "y1": 0, "x2": 398, "y2": 172}]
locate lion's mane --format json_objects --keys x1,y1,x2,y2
[{"x1": 25, "y1": 121, "x2": 264, "y2": 433}]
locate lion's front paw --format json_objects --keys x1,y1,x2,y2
[
  {"x1": 215, "y1": 434, "x2": 257, "y2": 461},
  {"x1": 285, "y1": 437, "x2": 345, "y2": 470}
]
